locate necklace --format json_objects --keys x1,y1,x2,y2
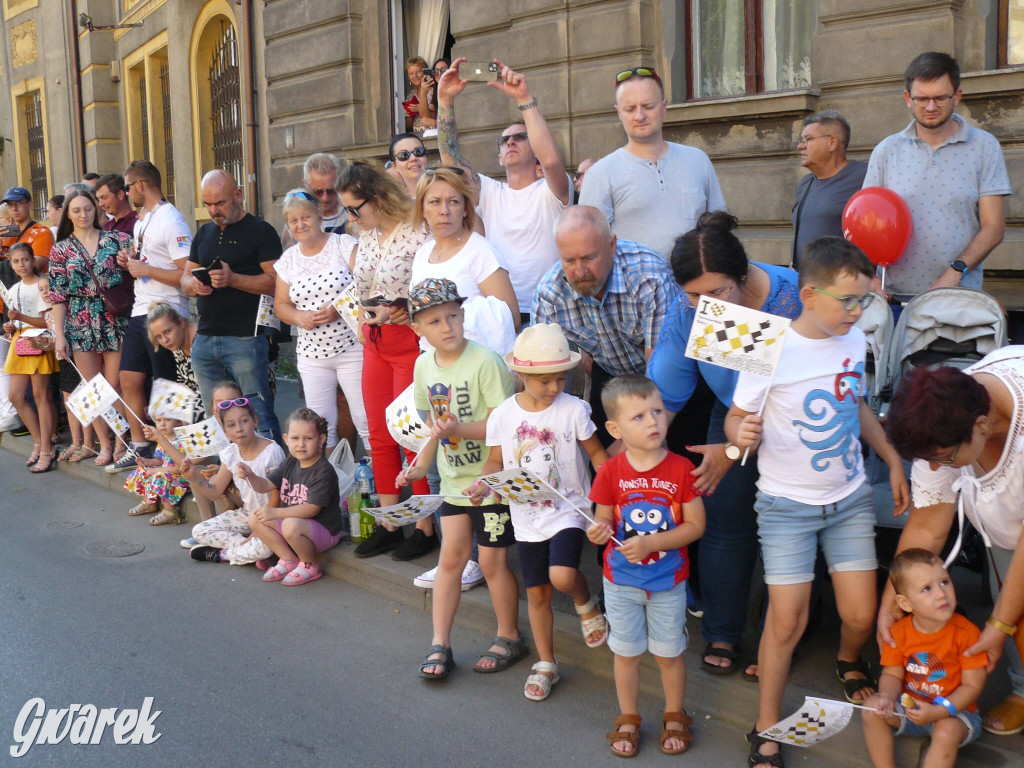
[{"x1": 429, "y1": 230, "x2": 466, "y2": 263}]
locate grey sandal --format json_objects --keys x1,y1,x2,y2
[{"x1": 473, "y1": 633, "x2": 528, "y2": 673}]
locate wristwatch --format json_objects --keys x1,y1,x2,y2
[
  {"x1": 949, "y1": 260, "x2": 968, "y2": 279},
  {"x1": 724, "y1": 442, "x2": 741, "y2": 460}
]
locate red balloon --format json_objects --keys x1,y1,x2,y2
[{"x1": 841, "y1": 187, "x2": 913, "y2": 267}]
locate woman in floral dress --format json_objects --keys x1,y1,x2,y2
[{"x1": 49, "y1": 188, "x2": 133, "y2": 465}]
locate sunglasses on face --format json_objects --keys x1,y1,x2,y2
[
  {"x1": 812, "y1": 287, "x2": 875, "y2": 311},
  {"x1": 615, "y1": 67, "x2": 662, "y2": 87},
  {"x1": 216, "y1": 398, "x2": 250, "y2": 410},
  {"x1": 309, "y1": 187, "x2": 338, "y2": 198},
  {"x1": 393, "y1": 146, "x2": 427, "y2": 162},
  {"x1": 929, "y1": 442, "x2": 962, "y2": 467},
  {"x1": 496, "y1": 132, "x2": 529, "y2": 148},
  {"x1": 343, "y1": 199, "x2": 371, "y2": 219}
]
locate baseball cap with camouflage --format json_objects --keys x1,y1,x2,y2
[{"x1": 409, "y1": 278, "x2": 465, "y2": 317}]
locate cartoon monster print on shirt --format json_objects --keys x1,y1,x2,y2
[
  {"x1": 428, "y1": 382, "x2": 460, "y2": 450},
  {"x1": 793, "y1": 358, "x2": 864, "y2": 478},
  {"x1": 609, "y1": 491, "x2": 684, "y2": 593}
]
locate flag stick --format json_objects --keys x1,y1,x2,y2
[{"x1": 740, "y1": 369, "x2": 778, "y2": 466}]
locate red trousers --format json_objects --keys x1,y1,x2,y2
[{"x1": 361, "y1": 323, "x2": 430, "y2": 497}]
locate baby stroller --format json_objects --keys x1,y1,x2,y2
[{"x1": 853, "y1": 291, "x2": 894, "y2": 416}]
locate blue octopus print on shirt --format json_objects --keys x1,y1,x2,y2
[
  {"x1": 792, "y1": 358, "x2": 864, "y2": 479},
  {"x1": 610, "y1": 492, "x2": 684, "y2": 593}
]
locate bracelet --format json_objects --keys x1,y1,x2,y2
[
  {"x1": 987, "y1": 615, "x2": 1018, "y2": 636},
  {"x1": 517, "y1": 97, "x2": 539, "y2": 111},
  {"x1": 931, "y1": 696, "x2": 957, "y2": 718}
]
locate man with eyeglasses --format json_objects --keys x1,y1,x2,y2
[
  {"x1": 281, "y1": 153, "x2": 349, "y2": 250},
  {"x1": 436, "y1": 57, "x2": 572, "y2": 326},
  {"x1": 791, "y1": 111, "x2": 867, "y2": 269},
  {"x1": 579, "y1": 67, "x2": 726, "y2": 261},
  {"x1": 102, "y1": 160, "x2": 193, "y2": 471},
  {"x1": 863, "y1": 51, "x2": 1011, "y2": 299}
]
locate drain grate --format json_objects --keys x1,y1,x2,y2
[
  {"x1": 47, "y1": 520, "x2": 85, "y2": 530},
  {"x1": 85, "y1": 539, "x2": 145, "y2": 557}
]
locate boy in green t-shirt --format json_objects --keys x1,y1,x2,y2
[{"x1": 398, "y1": 278, "x2": 524, "y2": 680}]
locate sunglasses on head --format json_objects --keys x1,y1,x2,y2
[
  {"x1": 216, "y1": 398, "x2": 250, "y2": 410},
  {"x1": 615, "y1": 67, "x2": 662, "y2": 87},
  {"x1": 285, "y1": 190, "x2": 317, "y2": 203},
  {"x1": 393, "y1": 146, "x2": 427, "y2": 162},
  {"x1": 496, "y1": 132, "x2": 529, "y2": 148},
  {"x1": 423, "y1": 166, "x2": 466, "y2": 176}
]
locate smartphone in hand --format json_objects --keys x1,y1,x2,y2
[
  {"x1": 192, "y1": 267, "x2": 212, "y2": 287},
  {"x1": 463, "y1": 62, "x2": 500, "y2": 82}
]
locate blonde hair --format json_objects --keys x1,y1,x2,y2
[
  {"x1": 413, "y1": 168, "x2": 479, "y2": 234},
  {"x1": 0, "y1": 203, "x2": 12, "y2": 225},
  {"x1": 406, "y1": 56, "x2": 428, "y2": 73},
  {"x1": 146, "y1": 301, "x2": 187, "y2": 350},
  {"x1": 282, "y1": 188, "x2": 322, "y2": 221}
]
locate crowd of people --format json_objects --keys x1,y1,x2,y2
[{"x1": 1, "y1": 50, "x2": 1022, "y2": 766}]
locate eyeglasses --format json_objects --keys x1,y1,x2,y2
[
  {"x1": 343, "y1": 199, "x2": 371, "y2": 219},
  {"x1": 423, "y1": 166, "x2": 466, "y2": 176},
  {"x1": 496, "y1": 132, "x2": 529, "y2": 148},
  {"x1": 909, "y1": 94, "x2": 955, "y2": 106},
  {"x1": 433, "y1": 67, "x2": 447, "y2": 75},
  {"x1": 309, "y1": 187, "x2": 338, "y2": 198},
  {"x1": 812, "y1": 287, "x2": 875, "y2": 311},
  {"x1": 285, "y1": 190, "x2": 317, "y2": 203},
  {"x1": 393, "y1": 146, "x2": 427, "y2": 162},
  {"x1": 797, "y1": 134, "x2": 834, "y2": 148},
  {"x1": 929, "y1": 442, "x2": 962, "y2": 467},
  {"x1": 615, "y1": 67, "x2": 662, "y2": 87},
  {"x1": 216, "y1": 398, "x2": 250, "y2": 410}
]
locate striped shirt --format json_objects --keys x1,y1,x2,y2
[{"x1": 532, "y1": 239, "x2": 679, "y2": 376}]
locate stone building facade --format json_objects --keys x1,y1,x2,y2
[{"x1": 1, "y1": 1, "x2": 1021, "y2": 306}]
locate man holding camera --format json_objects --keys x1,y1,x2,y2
[
  {"x1": 436, "y1": 57, "x2": 571, "y2": 326},
  {"x1": 182, "y1": 169, "x2": 282, "y2": 443}
]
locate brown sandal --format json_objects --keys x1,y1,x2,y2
[
  {"x1": 69, "y1": 445, "x2": 98, "y2": 463},
  {"x1": 129, "y1": 501, "x2": 159, "y2": 517},
  {"x1": 660, "y1": 710, "x2": 694, "y2": 755},
  {"x1": 607, "y1": 714, "x2": 642, "y2": 758},
  {"x1": 150, "y1": 506, "x2": 185, "y2": 526}
]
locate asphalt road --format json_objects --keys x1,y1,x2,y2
[{"x1": 1, "y1": 456, "x2": 830, "y2": 768}]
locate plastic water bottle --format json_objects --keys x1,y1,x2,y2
[
  {"x1": 354, "y1": 459, "x2": 377, "y2": 540},
  {"x1": 354, "y1": 458, "x2": 374, "y2": 495}
]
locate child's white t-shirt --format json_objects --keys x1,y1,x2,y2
[
  {"x1": 485, "y1": 391, "x2": 596, "y2": 542},
  {"x1": 219, "y1": 439, "x2": 286, "y2": 511},
  {"x1": 11, "y1": 280, "x2": 48, "y2": 328},
  {"x1": 732, "y1": 326, "x2": 868, "y2": 505}
]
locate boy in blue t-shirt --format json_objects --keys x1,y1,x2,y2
[
  {"x1": 725, "y1": 237, "x2": 909, "y2": 768},
  {"x1": 587, "y1": 375, "x2": 705, "y2": 758}
]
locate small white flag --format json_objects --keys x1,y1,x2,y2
[
  {"x1": 363, "y1": 496, "x2": 445, "y2": 526},
  {"x1": 479, "y1": 468, "x2": 565, "y2": 506},
  {"x1": 759, "y1": 697, "x2": 854, "y2": 747},
  {"x1": 0, "y1": 282, "x2": 14, "y2": 309},
  {"x1": 100, "y1": 406, "x2": 130, "y2": 436},
  {"x1": 149, "y1": 378, "x2": 200, "y2": 423},
  {"x1": 684, "y1": 297, "x2": 790, "y2": 377},
  {"x1": 255, "y1": 294, "x2": 281, "y2": 332},
  {"x1": 174, "y1": 416, "x2": 230, "y2": 459},
  {"x1": 67, "y1": 374, "x2": 120, "y2": 425},
  {"x1": 331, "y1": 283, "x2": 362, "y2": 335},
  {"x1": 386, "y1": 384, "x2": 430, "y2": 453}
]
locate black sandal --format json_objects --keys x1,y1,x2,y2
[
  {"x1": 700, "y1": 642, "x2": 739, "y2": 675},
  {"x1": 419, "y1": 644, "x2": 454, "y2": 680},
  {"x1": 836, "y1": 658, "x2": 876, "y2": 703},
  {"x1": 473, "y1": 633, "x2": 528, "y2": 673},
  {"x1": 747, "y1": 727, "x2": 785, "y2": 768}
]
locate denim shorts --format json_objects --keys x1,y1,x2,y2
[
  {"x1": 603, "y1": 577, "x2": 688, "y2": 658},
  {"x1": 894, "y1": 701, "x2": 983, "y2": 746},
  {"x1": 755, "y1": 482, "x2": 877, "y2": 585}
]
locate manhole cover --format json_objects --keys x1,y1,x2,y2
[
  {"x1": 85, "y1": 539, "x2": 145, "y2": 557},
  {"x1": 47, "y1": 520, "x2": 85, "y2": 530}
]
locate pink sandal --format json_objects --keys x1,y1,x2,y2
[
  {"x1": 262, "y1": 559, "x2": 299, "y2": 583},
  {"x1": 282, "y1": 561, "x2": 322, "y2": 586}
]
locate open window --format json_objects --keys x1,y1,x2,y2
[{"x1": 390, "y1": 0, "x2": 454, "y2": 134}]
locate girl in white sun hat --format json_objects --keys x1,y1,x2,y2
[{"x1": 467, "y1": 323, "x2": 610, "y2": 701}]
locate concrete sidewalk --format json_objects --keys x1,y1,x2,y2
[{"x1": 3, "y1": 375, "x2": 1019, "y2": 767}]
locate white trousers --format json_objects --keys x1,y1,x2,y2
[
  {"x1": 192, "y1": 509, "x2": 272, "y2": 565},
  {"x1": 297, "y1": 346, "x2": 369, "y2": 450}
]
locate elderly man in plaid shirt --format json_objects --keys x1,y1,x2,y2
[{"x1": 532, "y1": 206, "x2": 678, "y2": 446}]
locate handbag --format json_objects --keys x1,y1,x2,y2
[
  {"x1": 14, "y1": 335, "x2": 42, "y2": 356},
  {"x1": 87, "y1": 235, "x2": 134, "y2": 316}
]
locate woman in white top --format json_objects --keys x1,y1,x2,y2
[
  {"x1": 410, "y1": 167, "x2": 519, "y2": 337},
  {"x1": 273, "y1": 189, "x2": 368, "y2": 451},
  {"x1": 882, "y1": 347, "x2": 1024, "y2": 736}
]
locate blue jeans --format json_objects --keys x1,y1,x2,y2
[
  {"x1": 191, "y1": 333, "x2": 282, "y2": 444},
  {"x1": 698, "y1": 405, "x2": 760, "y2": 647}
]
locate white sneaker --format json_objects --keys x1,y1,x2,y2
[
  {"x1": 413, "y1": 561, "x2": 486, "y2": 592},
  {"x1": 180, "y1": 536, "x2": 198, "y2": 549},
  {"x1": 0, "y1": 413, "x2": 23, "y2": 433}
]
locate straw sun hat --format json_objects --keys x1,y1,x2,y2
[{"x1": 504, "y1": 323, "x2": 581, "y2": 374}]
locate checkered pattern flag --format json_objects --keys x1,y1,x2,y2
[
  {"x1": 685, "y1": 297, "x2": 790, "y2": 377},
  {"x1": 331, "y1": 283, "x2": 362, "y2": 335},
  {"x1": 174, "y1": 416, "x2": 230, "y2": 459},
  {"x1": 364, "y1": 495, "x2": 445, "y2": 526},
  {"x1": 100, "y1": 406, "x2": 130, "y2": 436},
  {"x1": 386, "y1": 384, "x2": 430, "y2": 453},
  {"x1": 67, "y1": 374, "x2": 120, "y2": 425},
  {"x1": 759, "y1": 697, "x2": 854, "y2": 747},
  {"x1": 479, "y1": 468, "x2": 569, "y2": 506},
  {"x1": 0, "y1": 282, "x2": 13, "y2": 310},
  {"x1": 149, "y1": 378, "x2": 199, "y2": 424},
  {"x1": 255, "y1": 295, "x2": 281, "y2": 332}
]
